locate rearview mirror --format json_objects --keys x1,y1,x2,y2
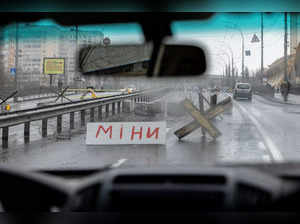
[
  {"x1": 153, "y1": 44, "x2": 207, "y2": 77},
  {"x1": 78, "y1": 42, "x2": 206, "y2": 77},
  {"x1": 79, "y1": 44, "x2": 151, "y2": 75}
]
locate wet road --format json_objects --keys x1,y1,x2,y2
[
  {"x1": 0, "y1": 92, "x2": 300, "y2": 169},
  {"x1": 238, "y1": 95, "x2": 300, "y2": 162}
]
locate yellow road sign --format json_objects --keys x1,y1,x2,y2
[{"x1": 44, "y1": 58, "x2": 65, "y2": 75}]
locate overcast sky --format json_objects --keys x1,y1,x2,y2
[
  {"x1": 21, "y1": 19, "x2": 145, "y2": 44},
  {"x1": 172, "y1": 13, "x2": 289, "y2": 76},
  {"x1": 9, "y1": 13, "x2": 291, "y2": 76}
]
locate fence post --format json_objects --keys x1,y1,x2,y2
[
  {"x1": 105, "y1": 104, "x2": 109, "y2": 118},
  {"x1": 57, "y1": 115, "x2": 62, "y2": 134},
  {"x1": 117, "y1": 101, "x2": 121, "y2": 113},
  {"x1": 42, "y1": 119, "x2": 48, "y2": 137},
  {"x1": 2, "y1": 127, "x2": 9, "y2": 148},
  {"x1": 81, "y1": 110, "x2": 86, "y2": 127},
  {"x1": 90, "y1": 108, "x2": 95, "y2": 122},
  {"x1": 98, "y1": 105, "x2": 103, "y2": 120},
  {"x1": 70, "y1": 112, "x2": 75, "y2": 129},
  {"x1": 24, "y1": 122, "x2": 30, "y2": 144},
  {"x1": 112, "y1": 103, "x2": 116, "y2": 115},
  {"x1": 210, "y1": 94, "x2": 217, "y2": 106},
  {"x1": 122, "y1": 100, "x2": 126, "y2": 112}
]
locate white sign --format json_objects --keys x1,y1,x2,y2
[
  {"x1": 86, "y1": 122, "x2": 166, "y2": 145},
  {"x1": 251, "y1": 34, "x2": 260, "y2": 43}
]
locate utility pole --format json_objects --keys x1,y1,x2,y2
[
  {"x1": 225, "y1": 64, "x2": 228, "y2": 76},
  {"x1": 75, "y1": 25, "x2": 80, "y2": 88},
  {"x1": 261, "y1": 12, "x2": 264, "y2": 83},
  {"x1": 284, "y1": 12, "x2": 288, "y2": 102},
  {"x1": 241, "y1": 33, "x2": 245, "y2": 79},
  {"x1": 75, "y1": 25, "x2": 78, "y2": 55},
  {"x1": 13, "y1": 22, "x2": 19, "y2": 103},
  {"x1": 232, "y1": 57, "x2": 234, "y2": 78}
]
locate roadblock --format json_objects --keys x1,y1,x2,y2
[{"x1": 174, "y1": 92, "x2": 232, "y2": 140}]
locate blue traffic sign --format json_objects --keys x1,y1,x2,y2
[{"x1": 10, "y1": 68, "x2": 16, "y2": 75}]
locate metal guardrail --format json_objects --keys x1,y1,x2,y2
[
  {"x1": 0, "y1": 91, "x2": 143, "y2": 117},
  {"x1": 4, "y1": 92, "x2": 77, "y2": 104},
  {"x1": 0, "y1": 88, "x2": 169, "y2": 148},
  {"x1": 18, "y1": 92, "x2": 77, "y2": 102}
]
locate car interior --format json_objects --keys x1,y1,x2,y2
[{"x1": 1, "y1": 1, "x2": 300, "y2": 223}]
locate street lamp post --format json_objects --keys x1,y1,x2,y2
[
  {"x1": 211, "y1": 53, "x2": 230, "y2": 77},
  {"x1": 242, "y1": 32, "x2": 245, "y2": 79},
  {"x1": 215, "y1": 55, "x2": 227, "y2": 76},
  {"x1": 261, "y1": 12, "x2": 264, "y2": 83},
  {"x1": 217, "y1": 42, "x2": 235, "y2": 77},
  {"x1": 13, "y1": 22, "x2": 19, "y2": 103},
  {"x1": 235, "y1": 28, "x2": 245, "y2": 79},
  {"x1": 220, "y1": 52, "x2": 231, "y2": 77},
  {"x1": 225, "y1": 25, "x2": 245, "y2": 79},
  {"x1": 284, "y1": 12, "x2": 288, "y2": 102},
  {"x1": 227, "y1": 46, "x2": 235, "y2": 77}
]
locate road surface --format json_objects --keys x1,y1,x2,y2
[{"x1": 0, "y1": 92, "x2": 300, "y2": 169}]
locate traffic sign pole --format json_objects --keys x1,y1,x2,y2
[
  {"x1": 49, "y1": 74, "x2": 54, "y2": 88},
  {"x1": 261, "y1": 12, "x2": 264, "y2": 84},
  {"x1": 284, "y1": 12, "x2": 288, "y2": 102}
]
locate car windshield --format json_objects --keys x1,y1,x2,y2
[
  {"x1": 237, "y1": 84, "x2": 250, "y2": 89},
  {"x1": 0, "y1": 12, "x2": 299, "y2": 170}
]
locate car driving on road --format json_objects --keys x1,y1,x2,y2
[{"x1": 233, "y1": 82, "x2": 252, "y2": 101}]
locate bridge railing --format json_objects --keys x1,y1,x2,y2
[{"x1": 0, "y1": 88, "x2": 170, "y2": 148}]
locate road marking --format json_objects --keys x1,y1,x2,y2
[
  {"x1": 111, "y1": 158, "x2": 127, "y2": 168},
  {"x1": 251, "y1": 107, "x2": 262, "y2": 118},
  {"x1": 234, "y1": 102, "x2": 284, "y2": 162}
]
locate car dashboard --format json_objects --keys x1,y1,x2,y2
[{"x1": 0, "y1": 165, "x2": 300, "y2": 224}]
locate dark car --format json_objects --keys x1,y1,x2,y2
[{"x1": 233, "y1": 82, "x2": 252, "y2": 101}]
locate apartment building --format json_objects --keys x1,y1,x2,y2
[{"x1": 0, "y1": 23, "x2": 104, "y2": 88}]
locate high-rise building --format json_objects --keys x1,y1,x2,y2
[{"x1": 0, "y1": 23, "x2": 104, "y2": 89}]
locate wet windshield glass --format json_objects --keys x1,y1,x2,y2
[{"x1": 0, "y1": 13, "x2": 299, "y2": 169}]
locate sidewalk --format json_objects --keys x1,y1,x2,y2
[{"x1": 273, "y1": 93, "x2": 300, "y2": 105}]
